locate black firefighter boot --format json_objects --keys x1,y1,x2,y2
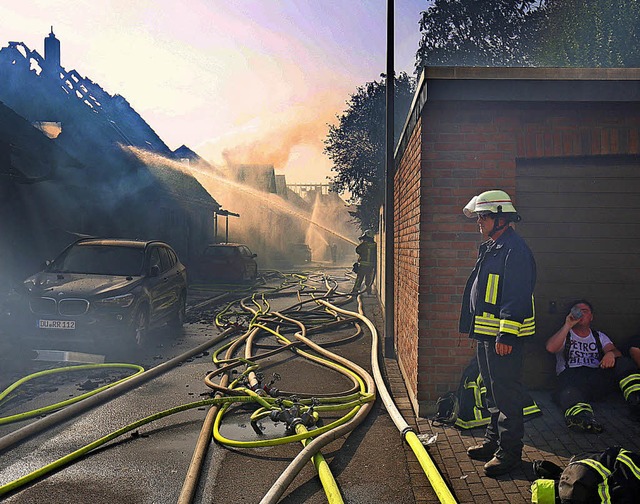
[
  {"x1": 467, "y1": 440, "x2": 498, "y2": 461},
  {"x1": 618, "y1": 366, "x2": 640, "y2": 419},
  {"x1": 628, "y1": 391, "x2": 640, "y2": 420},
  {"x1": 484, "y1": 451, "x2": 522, "y2": 477}
]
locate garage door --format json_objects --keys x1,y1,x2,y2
[{"x1": 516, "y1": 155, "x2": 640, "y2": 388}]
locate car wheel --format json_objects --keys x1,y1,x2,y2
[{"x1": 169, "y1": 292, "x2": 186, "y2": 329}]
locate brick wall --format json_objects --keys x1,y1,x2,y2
[
  {"x1": 393, "y1": 115, "x2": 422, "y2": 410},
  {"x1": 396, "y1": 100, "x2": 640, "y2": 417}
]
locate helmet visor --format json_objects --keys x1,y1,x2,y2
[{"x1": 463, "y1": 196, "x2": 478, "y2": 218}]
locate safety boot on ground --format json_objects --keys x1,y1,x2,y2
[
  {"x1": 628, "y1": 392, "x2": 640, "y2": 420},
  {"x1": 467, "y1": 441, "x2": 498, "y2": 461},
  {"x1": 484, "y1": 452, "x2": 522, "y2": 477}
]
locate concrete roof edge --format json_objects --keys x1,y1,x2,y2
[{"x1": 424, "y1": 66, "x2": 640, "y2": 81}]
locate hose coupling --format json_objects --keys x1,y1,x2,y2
[
  {"x1": 400, "y1": 426, "x2": 415, "y2": 442},
  {"x1": 269, "y1": 400, "x2": 317, "y2": 433},
  {"x1": 269, "y1": 407, "x2": 294, "y2": 424},
  {"x1": 262, "y1": 373, "x2": 281, "y2": 396},
  {"x1": 299, "y1": 409, "x2": 317, "y2": 429},
  {"x1": 288, "y1": 417, "x2": 303, "y2": 432}
]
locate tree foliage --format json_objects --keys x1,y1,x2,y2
[
  {"x1": 415, "y1": 0, "x2": 640, "y2": 68},
  {"x1": 532, "y1": 0, "x2": 640, "y2": 66},
  {"x1": 415, "y1": 0, "x2": 541, "y2": 68},
  {"x1": 324, "y1": 73, "x2": 415, "y2": 232}
]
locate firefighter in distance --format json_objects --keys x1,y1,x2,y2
[{"x1": 351, "y1": 230, "x2": 376, "y2": 295}]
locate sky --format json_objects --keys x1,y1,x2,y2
[{"x1": 0, "y1": 1, "x2": 430, "y2": 184}]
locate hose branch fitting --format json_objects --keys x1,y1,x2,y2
[{"x1": 269, "y1": 397, "x2": 318, "y2": 434}]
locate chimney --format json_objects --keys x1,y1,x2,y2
[{"x1": 44, "y1": 26, "x2": 61, "y2": 72}]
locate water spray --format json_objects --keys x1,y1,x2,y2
[{"x1": 128, "y1": 147, "x2": 358, "y2": 246}]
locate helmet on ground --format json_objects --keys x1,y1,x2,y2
[
  {"x1": 463, "y1": 190, "x2": 520, "y2": 221},
  {"x1": 359, "y1": 229, "x2": 374, "y2": 240}
]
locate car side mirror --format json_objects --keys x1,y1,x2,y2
[
  {"x1": 150, "y1": 265, "x2": 160, "y2": 277},
  {"x1": 252, "y1": 254, "x2": 257, "y2": 258}
]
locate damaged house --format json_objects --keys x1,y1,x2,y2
[{"x1": 0, "y1": 29, "x2": 220, "y2": 281}]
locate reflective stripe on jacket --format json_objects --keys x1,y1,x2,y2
[{"x1": 459, "y1": 227, "x2": 536, "y2": 346}]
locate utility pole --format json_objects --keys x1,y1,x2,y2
[{"x1": 384, "y1": 0, "x2": 395, "y2": 357}]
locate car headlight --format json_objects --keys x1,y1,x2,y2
[{"x1": 96, "y1": 293, "x2": 135, "y2": 308}]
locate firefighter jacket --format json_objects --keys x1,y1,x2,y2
[
  {"x1": 356, "y1": 239, "x2": 377, "y2": 268},
  {"x1": 459, "y1": 227, "x2": 536, "y2": 346}
]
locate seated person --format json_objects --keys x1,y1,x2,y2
[
  {"x1": 621, "y1": 333, "x2": 640, "y2": 413},
  {"x1": 545, "y1": 299, "x2": 640, "y2": 433},
  {"x1": 624, "y1": 334, "x2": 640, "y2": 368}
]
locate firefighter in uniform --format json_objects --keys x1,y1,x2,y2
[
  {"x1": 459, "y1": 190, "x2": 536, "y2": 477},
  {"x1": 351, "y1": 230, "x2": 376, "y2": 295}
]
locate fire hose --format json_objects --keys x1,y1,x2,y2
[{"x1": 0, "y1": 271, "x2": 456, "y2": 503}]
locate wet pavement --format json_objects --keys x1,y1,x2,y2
[
  {"x1": 2, "y1": 269, "x2": 638, "y2": 503},
  {"x1": 0, "y1": 270, "x2": 420, "y2": 503}
]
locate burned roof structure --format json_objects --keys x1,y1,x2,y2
[{"x1": 0, "y1": 29, "x2": 220, "y2": 279}]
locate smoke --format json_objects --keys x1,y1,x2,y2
[
  {"x1": 198, "y1": 95, "x2": 339, "y2": 172},
  {"x1": 221, "y1": 116, "x2": 324, "y2": 168}
]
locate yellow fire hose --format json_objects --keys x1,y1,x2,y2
[
  {"x1": 318, "y1": 297, "x2": 458, "y2": 504},
  {"x1": 0, "y1": 274, "x2": 456, "y2": 504},
  {"x1": 297, "y1": 423, "x2": 344, "y2": 504}
]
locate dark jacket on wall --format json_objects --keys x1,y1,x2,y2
[{"x1": 459, "y1": 227, "x2": 536, "y2": 346}]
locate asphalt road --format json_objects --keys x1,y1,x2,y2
[{"x1": 0, "y1": 268, "x2": 419, "y2": 503}]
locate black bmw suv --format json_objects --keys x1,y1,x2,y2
[{"x1": 3, "y1": 238, "x2": 188, "y2": 354}]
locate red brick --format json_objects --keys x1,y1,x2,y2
[{"x1": 395, "y1": 99, "x2": 640, "y2": 403}]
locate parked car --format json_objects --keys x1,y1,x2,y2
[
  {"x1": 193, "y1": 243, "x2": 258, "y2": 283},
  {"x1": 290, "y1": 243, "x2": 312, "y2": 264},
  {"x1": 1, "y1": 238, "x2": 187, "y2": 354}
]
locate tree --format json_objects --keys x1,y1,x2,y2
[
  {"x1": 415, "y1": 0, "x2": 640, "y2": 69},
  {"x1": 324, "y1": 73, "x2": 415, "y2": 231},
  {"x1": 531, "y1": 0, "x2": 640, "y2": 67},
  {"x1": 415, "y1": 0, "x2": 542, "y2": 68}
]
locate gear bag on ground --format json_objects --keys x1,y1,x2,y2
[{"x1": 432, "y1": 358, "x2": 541, "y2": 429}]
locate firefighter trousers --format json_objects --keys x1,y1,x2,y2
[
  {"x1": 555, "y1": 356, "x2": 638, "y2": 411},
  {"x1": 476, "y1": 339, "x2": 525, "y2": 458},
  {"x1": 352, "y1": 265, "x2": 374, "y2": 294}
]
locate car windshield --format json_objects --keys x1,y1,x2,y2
[
  {"x1": 204, "y1": 247, "x2": 236, "y2": 258},
  {"x1": 48, "y1": 245, "x2": 145, "y2": 276}
]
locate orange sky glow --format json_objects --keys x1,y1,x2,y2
[{"x1": 0, "y1": 1, "x2": 428, "y2": 184}]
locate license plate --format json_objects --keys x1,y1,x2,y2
[{"x1": 37, "y1": 319, "x2": 76, "y2": 330}]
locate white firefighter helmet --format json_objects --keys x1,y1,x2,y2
[
  {"x1": 360, "y1": 229, "x2": 374, "y2": 240},
  {"x1": 463, "y1": 190, "x2": 519, "y2": 218}
]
